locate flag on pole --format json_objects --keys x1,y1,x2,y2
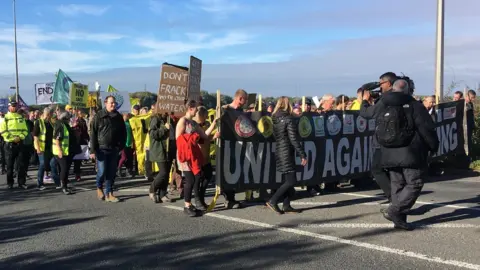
[
  {"x1": 52, "y1": 69, "x2": 73, "y2": 104},
  {"x1": 107, "y1": 85, "x2": 118, "y2": 92}
]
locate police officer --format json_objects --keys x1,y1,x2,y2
[{"x1": 0, "y1": 101, "x2": 29, "y2": 189}]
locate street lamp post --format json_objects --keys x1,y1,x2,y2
[
  {"x1": 13, "y1": 0, "x2": 19, "y2": 102},
  {"x1": 434, "y1": 0, "x2": 445, "y2": 104}
]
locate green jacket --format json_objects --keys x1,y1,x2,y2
[
  {"x1": 148, "y1": 115, "x2": 169, "y2": 162},
  {"x1": 125, "y1": 121, "x2": 133, "y2": 147}
]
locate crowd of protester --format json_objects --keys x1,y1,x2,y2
[{"x1": 0, "y1": 72, "x2": 476, "y2": 229}]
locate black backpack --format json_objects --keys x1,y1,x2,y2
[{"x1": 376, "y1": 103, "x2": 415, "y2": 148}]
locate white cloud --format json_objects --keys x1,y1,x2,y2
[
  {"x1": 148, "y1": 0, "x2": 165, "y2": 14},
  {"x1": 0, "y1": 24, "x2": 125, "y2": 48},
  {"x1": 57, "y1": 4, "x2": 110, "y2": 16},
  {"x1": 193, "y1": 0, "x2": 240, "y2": 13},
  {"x1": 129, "y1": 31, "x2": 252, "y2": 60},
  {"x1": 0, "y1": 24, "x2": 124, "y2": 75}
]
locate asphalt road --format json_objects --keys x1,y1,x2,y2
[{"x1": 0, "y1": 165, "x2": 479, "y2": 270}]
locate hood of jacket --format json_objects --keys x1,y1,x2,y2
[{"x1": 381, "y1": 91, "x2": 415, "y2": 107}]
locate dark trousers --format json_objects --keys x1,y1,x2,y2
[
  {"x1": 0, "y1": 140, "x2": 5, "y2": 171},
  {"x1": 5, "y1": 142, "x2": 26, "y2": 186},
  {"x1": 145, "y1": 150, "x2": 153, "y2": 181},
  {"x1": 74, "y1": 160, "x2": 82, "y2": 176},
  {"x1": 23, "y1": 145, "x2": 33, "y2": 170},
  {"x1": 198, "y1": 163, "x2": 213, "y2": 203},
  {"x1": 372, "y1": 148, "x2": 391, "y2": 201},
  {"x1": 270, "y1": 171, "x2": 296, "y2": 207},
  {"x1": 149, "y1": 161, "x2": 172, "y2": 198},
  {"x1": 183, "y1": 171, "x2": 201, "y2": 203},
  {"x1": 388, "y1": 168, "x2": 424, "y2": 215},
  {"x1": 118, "y1": 147, "x2": 134, "y2": 172},
  {"x1": 55, "y1": 155, "x2": 73, "y2": 188}
]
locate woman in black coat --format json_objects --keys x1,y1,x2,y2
[{"x1": 266, "y1": 97, "x2": 307, "y2": 214}]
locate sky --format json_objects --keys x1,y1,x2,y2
[{"x1": 0, "y1": 0, "x2": 479, "y2": 104}]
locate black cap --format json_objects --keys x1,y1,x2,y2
[
  {"x1": 305, "y1": 98, "x2": 312, "y2": 105},
  {"x1": 8, "y1": 101, "x2": 17, "y2": 107},
  {"x1": 133, "y1": 105, "x2": 140, "y2": 110}
]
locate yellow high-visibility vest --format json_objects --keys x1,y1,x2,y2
[
  {"x1": 52, "y1": 124, "x2": 69, "y2": 156},
  {"x1": 0, "y1": 112, "x2": 28, "y2": 143}
]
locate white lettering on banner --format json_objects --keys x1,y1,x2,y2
[
  {"x1": 296, "y1": 141, "x2": 316, "y2": 181},
  {"x1": 271, "y1": 142, "x2": 283, "y2": 183},
  {"x1": 163, "y1": 72, "x2": 188, "y2": 82},
  {"x1": 243, "y1": 142, "x2": 264, "y2": 184},
  {"x1": 350, "y1": 137, "x2": 362, "y2": 174},
  {"x1": 323, "y1": 136, "x2": 373, "y2": 178},
  {"x1": 263, "y1": 143, "x2": 271, "y2": 183},
  {"x1": 323, "y1": 139, "x2": 336, "y2": 177},
  {"x1": 224, "y1": 141, "x2": 243, "y2": 184},
  {"x1": 35, "y1": 82, "x2": 56, "y2": 105},
  {"x1": 434, "y1": 122, "x2": 458, "y2": 157}
]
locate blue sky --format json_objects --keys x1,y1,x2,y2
[{"x1": 0, "y1": 0, "x2": 479, "y2": 103}]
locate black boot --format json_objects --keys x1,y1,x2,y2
[{"x1": 266, "y1": 201, "x2": 283, "y2": 214}]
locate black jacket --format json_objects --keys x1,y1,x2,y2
[
  {"x1": 363, "y1": 91, "x2": 439, "y2": 168},
  {"x1": 90, "y1": 109, "x2": 126, "y2": 154},
  {"x1": 272, "y1": 110, "x2": 306, "y2": 173}
]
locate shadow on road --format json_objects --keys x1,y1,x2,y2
[
  {"x1": 0, "y1": 210, "x2": 103, "y2": 245},
  {"x1": 0, "y1": 228, "x2": 337, "y2": 270}
]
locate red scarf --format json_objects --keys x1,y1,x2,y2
[{"x1": 176, "y1": 133, "x2": 204, "y2": 175}]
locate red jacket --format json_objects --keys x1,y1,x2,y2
[{"x1": 176, "y1": 133, "x2": 204, "y2": 175}]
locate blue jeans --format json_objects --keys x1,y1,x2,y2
[
  {"x1": 37, "y1": 152, "x2": 60, "y2": 186},
  {"x1": 96, "y1": 149, "x2": 119, "y2": 194}
]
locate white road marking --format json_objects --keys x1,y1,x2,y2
[
  {"x1": 164, "y1": 205, "x2": 480, "y2": 270},
  {"x1": 290, "y1": 201, "x2": 380, "y2": 206},
  {"x1": 297, "y1": 223, "x2": 480, "y2": 229},
  {"x1": 340, "y1": 192, "x2": 480, "y2": 211}
]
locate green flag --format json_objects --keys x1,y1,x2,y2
[
  {"x1": 107, "y1": 85, "x2": 118, "y2": 92},
  {"x1": 53, "y1": 69, "x2": 73, "y2": 104}
]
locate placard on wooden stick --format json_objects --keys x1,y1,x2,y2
[
  {"x1": 156, "y1": 63, "x2": 188, "y2": 116},
  {"x1": 188, "y1": 56, "x2": 202, "y2": 103}
]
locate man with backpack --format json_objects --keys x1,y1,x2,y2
[{"x1": 362, "y1": 79, "x2": 439, "y2": 230}]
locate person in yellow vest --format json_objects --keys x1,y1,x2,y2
[
  {"x1": 350, "y1": 88, "x2": 371, "y2": 110},
  {"x1": 0, "y1": 101, "x2": 29, "y2": 189},
  {"x1": 33, "y1": 107, "x2": 61, "y2": 190},
  {"x1": 53, "y1": 111, "x2": 75, "y2": 195}
]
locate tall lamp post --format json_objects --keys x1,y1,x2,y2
[
  {"x1": 434, "y1": 0, "x2": 445, "y2": 104},
  {"x1": 13, "y1": 0, "x2": 20, "y2": 102}
]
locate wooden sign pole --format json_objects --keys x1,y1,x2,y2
[{"x1": 207, "y1": 89, "x2": 222, "y2": 212}]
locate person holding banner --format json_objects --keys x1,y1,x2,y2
[
  {"x1": 176, "y1": 100, "x2": 219, "y2": 216},
  {"x1": 266, "y1": 97, "x2": 307, "y2": 214}
]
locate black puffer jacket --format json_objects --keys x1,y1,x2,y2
[
  {"x1": 376, "y1": 91, "x2": 439, "y2": 168},
  {"x1": 272, "y1": 110, "x2": 306, "y2": 173},
  {"x1": 89, "y1": 109, "x2": 126, "y2": 154}
]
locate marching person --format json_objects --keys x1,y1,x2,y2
[
  {"x1": 117, "y1": 113, "x2": 134, "y2": 178},
  {"x1": 33, "y1": 107, "x2": 60, "y2": 190},
  {"x1": 148, "y1": 109, "x2": 173, "y2": 203},
  {"x1": 0, "y1": 112, "x2": 6, "y2": 174},
  {"x1": 176, "y1": 99, "x2": 219, "y2": 216},
  {"x1": 193, "y1": 106, "x2": 215, "y2": 210},
  {"x1": 53, "y1": 111, "x2": 76, "y2": 195},
  {"x1": 266, "y1": 96, "x2": 307, "y2": 214},
  {"x1": 220, "y1": 89, "x2": 248, "y2": 209},
  {"x1": 90, "y1": 96, "x2": 126, "y2": 203},
  {"x1": 0, "y1": 101, "x2": 29, "y2": 189},
  {"x1": 366, "y1": 79, "x2": 439, "y2": 230},
  {"x1": 72, "y1": 109, "x2": 89, "y2": 181}
]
